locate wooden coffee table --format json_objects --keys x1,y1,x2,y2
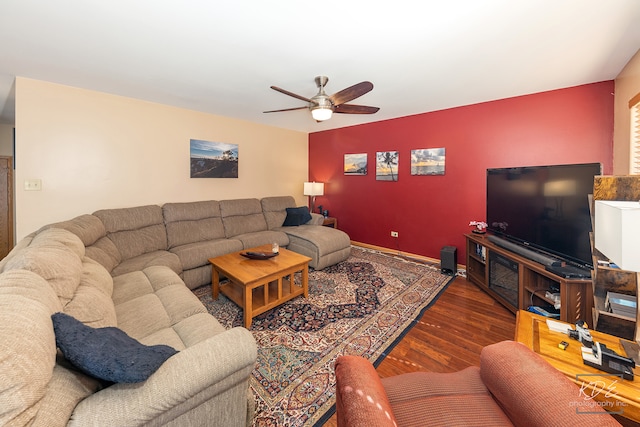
[
  {"x1": 209, "y1": 245, "x2": 311, "y2": 328},
  {"x1": 515, "y1": 310, "x2": 640, "y2": 422}
]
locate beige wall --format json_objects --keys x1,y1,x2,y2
[
  {"x1": 614, "y1": 48, "x2": 640, "y2": 174},
  {"x1": 0, "y1": 123, "x2": 13, "y2": 156},
  {"x1": 15, "y1": 77, "x2": 309, "y2": 240}
]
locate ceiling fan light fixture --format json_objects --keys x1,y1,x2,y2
[
  {"x1": 265, "y1": 75, "x2": 378, "y2": 121},
  {"x1": 311, "y1": 105, "x2": 333, "y2": 121}
]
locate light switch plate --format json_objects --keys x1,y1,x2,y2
[{"x1": 24, "y1": 179, "x2": 42, "y2": 191}]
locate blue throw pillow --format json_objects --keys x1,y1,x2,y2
[
  {"x1": 283, "y1": 206, "x2": 312, "y2": 226},
  {"x1": 52, "y1": 312, "x2": 178, "y2": 383}
]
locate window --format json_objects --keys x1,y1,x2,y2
[{"x1": 631, "y1": 92, "x2": 640, "y2": 174}]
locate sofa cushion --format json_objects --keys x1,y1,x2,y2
[
  {"x1": 52, "y1": 312, "x2": 178, "y2": 383},
  {"x1": 108, "y1": 223, "x2": 168, "y2": 260},
  {"x1": 283, "y1": 206, "x2": 312, "y2": 226},
  {"x1": 38, "y1": 361, "x2": 103, "y2": 426},
  {"x1": 163, "y1": 200, "x2": 226, "y2": 248},
  {"x1": 220, "y1": 198, "x2": 268, "y2": 237},
  {"x1": 112, "y1": 266, "x2": 222, "y2": 349},
  {"x1": 40, "y1": 214, "x2": 107, "y2": 247},
  {"x1": 170, "y1": 238, "x2": 243, "y2": 270},
  {"x1": 261, "y1": 196, "x2": 296, "y2": 229},
  {"x1": 2, "y1": 228, "x2": 86, "y2": 306},
  {"x1": 234, "y1": 230, "x2": 289, "y2": 250},
  {"x1": 284, "y1": 225, "x2": 351, "y2": 255},
  {"x1": 37, "y1": 215, "x2": 123, "y2": 274},
  {"x1": 84, "y1": 236, "x2": 122, "y2": 273},
  {"x1": 110, "y1": 250, "x2": 182, "y2": 277},
  {"x1": 63, "y1": 258, "x2": 116, "y2": 328},
  {"x1": 1, "y1": 229, "x2": 118, "y2": 328},
  {"x1": 93, "y1": 205, "x2": 168, "y2": 260}
]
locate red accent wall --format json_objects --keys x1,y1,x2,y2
[{"x1": 308, "y1": 82, "x2": 614, "y2": 263}]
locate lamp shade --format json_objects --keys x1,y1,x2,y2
[
  {"x1": 303, "y1": 182, "x2": 324, "y2": 196},
  {"x1": 595, "y1": 200, "x2": 640, "y2": 272}
]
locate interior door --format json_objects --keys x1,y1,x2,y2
[{"x1": 0, "y1": 156, "x2": 14, "y2": 259}]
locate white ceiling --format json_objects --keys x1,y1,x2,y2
[{"x1": 1, "y1": 0, "x2": 639, "y2": 133}]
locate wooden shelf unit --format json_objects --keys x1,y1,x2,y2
[
  {"x1": 590, "y1": 175, "x2": 640, "y2": 340},
  {"x1": 465, "y1": 233, "x2": 592, "y2": 323}
]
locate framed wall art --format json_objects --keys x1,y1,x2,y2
[
  {"x1": 190, "y1": 139, "x2": 239, "y2": 178},
  {"x1": 376, "y1": 151, "x2": 398, "y2": 181},
  {"x1": 344, "y1": 153, "x2": 367, "y2": 175},
  {"x1": 411, "y1": 148, "x2": 445, "y2": 175}
]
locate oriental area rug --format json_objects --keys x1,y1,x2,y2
[{"x1": 193, "y1": 246, "x2": 454, "y2": 426}]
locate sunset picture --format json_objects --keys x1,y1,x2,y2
[{"x1": 190, "y1": 139, "x2": 239, "y2": 178}]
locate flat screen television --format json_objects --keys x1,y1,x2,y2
[{"x1": 486, "y1": 162, "x2": 602, "y2": 269}]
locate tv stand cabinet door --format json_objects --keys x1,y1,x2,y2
[{"x1": 561, "y1": 280, "x2": 593, "y2": 323}]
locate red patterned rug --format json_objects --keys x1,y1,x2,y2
[{"x1": 193, "y1": 246, "x2": 454, "y2": 426}]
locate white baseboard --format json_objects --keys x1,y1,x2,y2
[{"x1": 350, "y1": 240, "x2": 464, "y2": 272}]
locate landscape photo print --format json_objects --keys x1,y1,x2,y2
[
  {"x1": 411, "y1": 148, "x2": 445, "y2": 175},
  {"x1": 190, "y1": 139, "x2": 239, "y2": 178}
]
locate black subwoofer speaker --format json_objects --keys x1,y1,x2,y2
[{"x1": 440, "y1": 246, "x2": 457, "y2": 275}]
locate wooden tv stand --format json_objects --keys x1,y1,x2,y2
[{"x1": 465, "y1": 233, "x2": 592, "y2": 323}]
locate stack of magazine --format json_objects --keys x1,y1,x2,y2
[{"x1": 606, "y1": 291, "x2": 637, "y2": 319}]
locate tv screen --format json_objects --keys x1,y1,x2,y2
[{"x1": 486, "y1": 163, "x2": 601, "y2": 269}]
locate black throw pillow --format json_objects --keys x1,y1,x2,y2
[
  {"x1": 52, "y1": 312, "x2": 178, "y2": 383},
  {"x1": 283, "y1": 206, "x2": 312, "y2": 226}
]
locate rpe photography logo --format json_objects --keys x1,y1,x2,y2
[{"x1": 573, "y1": 373, "x2": 627, "y2": 415}]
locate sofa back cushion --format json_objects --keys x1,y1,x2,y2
[
  {"x1": 38, "y1": 214, "x2": 121, "y2": 273},
  {"x1": 39, "y1": 214, "x2": 106, "y2": 246},
  {"x1": 3, "y1": 228, "x2": 86, "y2": 306},
  {"x1": 2, "y1": 228, "x2": 117, "y2": 327},
  {"x1": 163, "y1": 200, "x2": 226, "y2": 248},
  {"x1": 261, "y1": 196, "x2": 296, "y2": 229},
  {"x1": 220, "y1": 198, "x2": 268, "y2": 237},
  {"x1": 94, "y1": 205, "x2": 168, "y2": 261}
]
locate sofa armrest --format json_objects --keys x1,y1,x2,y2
[
  {"x1": 334, "y1": 355, "x2": 398, "y2": 427},
  {"x1": 480, "y1": 340, "x2": 621, "y2": 427},
  {"x1": 69, "y1": 327, "x2": 257, "y2": 427},
  {"x1": 307, "y1": 213, "x2": 325, "y2": 225}
]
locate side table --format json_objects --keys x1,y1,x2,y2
[
  {"x1": 515, "y1": 310, "x2": 640, "y2": 423},
  {"x1": 322, "y1": 217, "x2": 337, "y2": 228}
]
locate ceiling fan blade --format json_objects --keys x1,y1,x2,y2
[
  {"x1": 263, "y1": 106, "x2": 308, "y2": 113},
  {"x1": 329, "y1": 81, "x2": 374, "y2": 106},
  {"x1": 334, "y1": 104, "x2": 380, "y2": 114},
  {"x1": 270, "y1": 86, "x2": 313, "y2": 103}
]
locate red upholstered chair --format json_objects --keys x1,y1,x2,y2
[{"x1": 334, "y1": 340, "x2": 622, "y2": 427}]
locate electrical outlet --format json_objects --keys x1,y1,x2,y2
[{"x1": 390, "y1": 231, "x2": 398, "y2": 238}]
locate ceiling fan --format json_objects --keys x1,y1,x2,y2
[{"x1": 264, "y1": 76, "x2": 379, "y2": 122}]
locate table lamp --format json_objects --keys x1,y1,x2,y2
[
  {"x1": 595, "y1": 200, "x2": 640, "y2": 272},
  {"x1": 303, "y1": 182, "x2": 324, "y2": 213}
]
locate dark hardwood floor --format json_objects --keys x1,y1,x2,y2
[{"x1": 322, "y1": 275, "x2": 516, "y2": 426}]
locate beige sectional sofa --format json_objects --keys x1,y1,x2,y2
[
  {"x1": 0, "y1": 195, "x2": 350, "y2": 426},
  {"x1": 88, "y1": 195, "x2": 350, "y2": 289}
]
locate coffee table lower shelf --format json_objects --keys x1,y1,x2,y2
[{"x1": 219, "y1": 275, "x2": 306, "y2": 324}]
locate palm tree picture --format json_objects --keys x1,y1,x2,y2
[{"x1": 376, "y1": 151, "x2": 399, "y2": 181}]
